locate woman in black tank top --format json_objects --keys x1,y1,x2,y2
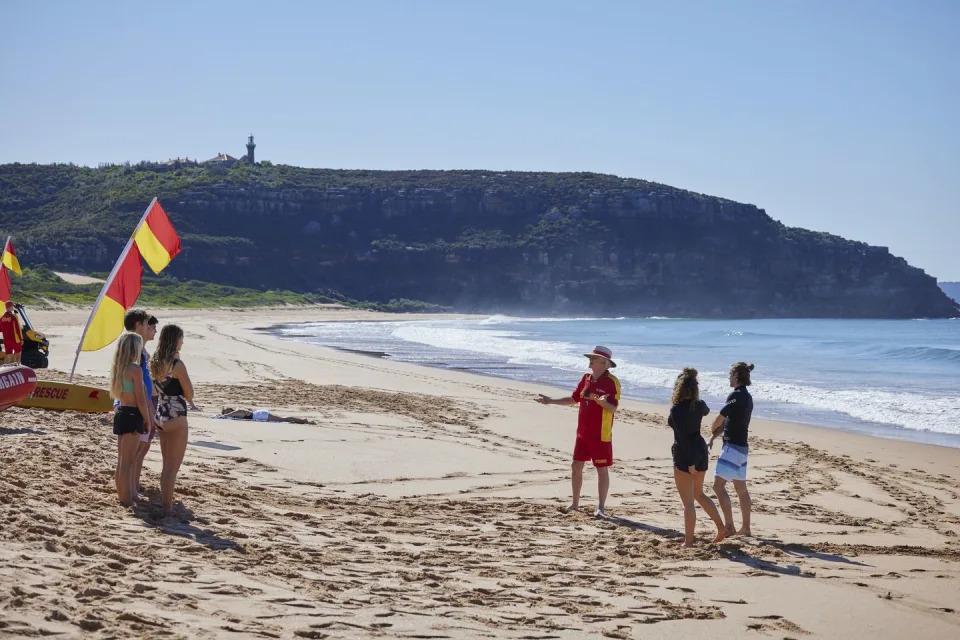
[
  {"x1": 149, "y1": 325, "x2": 196, "y2": 519},
  {"x1": 668, "y1": 368, "x2": 726, "y2": 547}
]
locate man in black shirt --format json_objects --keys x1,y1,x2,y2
[{"x1": 708, "y1": 362, "x2": 755, "y2": 537}]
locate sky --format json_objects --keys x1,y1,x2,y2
[{"x1": 2, "y1": 1, "x2": 958, "y2": 279}]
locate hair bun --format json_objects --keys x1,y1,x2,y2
[{"x1": 748, "y1": 363, "x2": 755, "y2": 371}]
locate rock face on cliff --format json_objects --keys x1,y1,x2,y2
[{"x1": 1, "y1": 162, "x2": 957, "y2": 318}]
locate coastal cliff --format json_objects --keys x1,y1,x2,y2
[{"x1": 1, "y1": 162, "x2": 956, "y2": 318}]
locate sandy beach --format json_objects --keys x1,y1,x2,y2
[{"x1": 1, "y1": 306, "x2": 958, "y2": 638}]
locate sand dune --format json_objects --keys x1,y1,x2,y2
[{"x1": 52, "y1": 272, "x2": 105, "y2": 285}]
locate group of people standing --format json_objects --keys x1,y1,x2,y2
[
  {"x1": 109, "y1": 309, "x2": 195, "y2": 518},
  {"x1": 538, "y1": 346, "x2": 755, "y2": 547}
]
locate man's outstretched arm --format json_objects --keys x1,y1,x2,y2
[{"x1": 536, "y1": 394, "x2": 578, "y2": 406}]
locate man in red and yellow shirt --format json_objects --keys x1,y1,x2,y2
[
  {"x1": 536, "y1": 345, "x2": 621, "y2": 517},
  {"x1": 0, "y1": 301, "x2": 24, "y2": 365}
]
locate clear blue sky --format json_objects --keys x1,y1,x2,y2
[{"x1": 2, "y1": 1, "x2": 958, "y2": 279}]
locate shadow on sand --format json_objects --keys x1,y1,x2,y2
[
  {"x1": 608, "y1": 515, "x2": 869, "y2": 575},
  {"x1": 132, "y1": 491, "x2": 245, "y2": 553}
]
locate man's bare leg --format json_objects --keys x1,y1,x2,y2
[
  {"x1": 596, "y1": 466, "x2": 610, "y2": 515},
  {"x1": 733, "y1": 480, "x2": 752, "y2": 536},
  {"x1": 569, "y1": 461, "x2": 585, "y2": 511}
]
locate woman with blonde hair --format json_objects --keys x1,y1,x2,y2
[
  {"x1": 150, "y1": 324, "x2": 194, "y2": 518},
  {"x1": 110, "y1": 332, "x2": 153, "y2": 507},
  {"x1": 669, "y1": 367, "x2": 725, "y2": 546}
]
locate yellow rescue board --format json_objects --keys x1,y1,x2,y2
[{"x1": 17, "y1": 380, "x2": 113, "y2": 413}]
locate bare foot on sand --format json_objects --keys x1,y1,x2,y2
[
  {"x1": 565, "y1": 503, "x2": 579, "y2": 513},
  {"x1": 724, "y1": 526, "x2": 736, "y2": 537},
  {"x1": 680, "y1": 539, "x2": 696, "y2": 548},
  {"x1": 737, "y1": 528, "x2": 752, "y2": 537},
  {"x1": 712, "y1": 528, "x2": 727, "y2": 544}
]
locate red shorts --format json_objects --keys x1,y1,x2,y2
[
  {"x1": 573, "y1": 438, "x2": 613, "y2": 468},
  {"x1": 2, "y1": 341, "x2": 22, "y2": 355}
]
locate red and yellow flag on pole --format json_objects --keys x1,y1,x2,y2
[
  {"x1": 70, "y1": 199, "x2": 181, "y2": 379},
  {"x1": 2, "y1": 237, "x2": 22, "y2": 277},
  {"x1": 0, "y1": 236, "x2": 22, "y2": 302},
  {"x1": 78, "y1": 244, "x2": 144, "y2": 352}
]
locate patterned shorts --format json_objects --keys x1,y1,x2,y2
[
  {"x1": 715, "y1": 443, "x2": 749, "y2": 482},
  {"x1": 156, "y1": 393, "x2": 188, "y2": 428}
]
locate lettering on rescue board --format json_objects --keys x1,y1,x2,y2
[
  {"x1": 29, "y1": 383, "x2": 106, "y2": 401},
  {"x1": 16, "y1": 378, "x2": 113, "y2": 412},
  {"x1": 0, "y1": 369, "x2": 28, "y2": 389}
]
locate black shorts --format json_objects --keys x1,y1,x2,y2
[
  {"x1": 672, "y1": 438, "x2": 709, "y2": 473},
  {"x1": 114, "y1": 406, "x2": 146, "y2": 436}
]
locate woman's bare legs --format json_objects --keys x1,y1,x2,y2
[
  {"x1": 713, "y1": 476, "x2": 737, "y2": 536},
  {"x1": 673, "y1": 468, "x2": 697, "y2": 547},
  {"x1": 115, "y1": 433, "x2": 141, "y2": 507},
  {"x1": 693, "y1": 470, "x2": 726, "y2": 543},
  {"x1": 133, "y1": 431, "x2": 153, "y2": 497},
  {"x1": 158, "y1": 417, "x2": 189, "y2": 517}
]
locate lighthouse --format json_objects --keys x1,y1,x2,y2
[{"x1": 246, "y1": 135, "x2": 256, "y2": 164}]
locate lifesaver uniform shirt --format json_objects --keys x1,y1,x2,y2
[{"x1": 573, "y1": 370, "x2": 621, "y2": 443}]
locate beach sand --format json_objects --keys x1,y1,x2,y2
[{"x1": 1, "y1": 307, "x2": 958, "y2": 638}]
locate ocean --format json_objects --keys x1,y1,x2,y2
[{"x1": 270, "y1": 317, "x2": 960, "y2": 448}]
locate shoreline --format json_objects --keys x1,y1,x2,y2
[{"x1": 260, "y1": 314, "x2": 960, "y2": 451}]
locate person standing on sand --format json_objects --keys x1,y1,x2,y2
[
  {"x1": 0, "y1": 300, "x2": 24, "y2": 365},
  {"x1": 109, "y1": 332, "x2": 153, "y2": 507},
  {"x1": 709, "y1": 362, "x2": 755, "y2": 537},
  {"x1": 668, "y1": 367, "x2": 726, "y2": 546},
  {"x1": 150, "y1": 324, "x2": 194, "y2": 519},
  {"x1": 122, "y1": 309, "x2": 158, "y2": 496},
  {"x1": 536, "y1": 346, "x2": 621, "y2": 518}
]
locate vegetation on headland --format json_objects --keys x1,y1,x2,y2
[
  {"x1": 9, "y1": 266, "x2": 448, "y2": 313},
  {"x1": 1, "y1": 160, "x2": 956, "y2": 318},
  {"x1": 0, "y1": 161, "x2": 669, "y2": 247}
]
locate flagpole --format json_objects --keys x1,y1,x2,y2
[{"x1": 69, "y1": 198, "x2": 157, "y2": 381}]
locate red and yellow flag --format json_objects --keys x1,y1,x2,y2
[
  {"x1": 79, "y1": 245, "x2": 144, "y2": 351},
  {"x1": 77, "y1": 199, "x2": 181, "y2": 352},
  {"x1": 1, "y1": 238, "x2": 22, "y2": 277},
  {"x1": 0, "y1": 237, "x2": 21, "y2": 302},
  {"x1": 134, "y1": 200, "x2": 182, "y2": 273}
]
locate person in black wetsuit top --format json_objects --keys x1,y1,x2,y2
[
  {"x1": 708, "y1": 362, "x2": 755, "y2": 537},
  {"x1": 668, "y1": 368, "x2": 726, "y2": 546}
]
